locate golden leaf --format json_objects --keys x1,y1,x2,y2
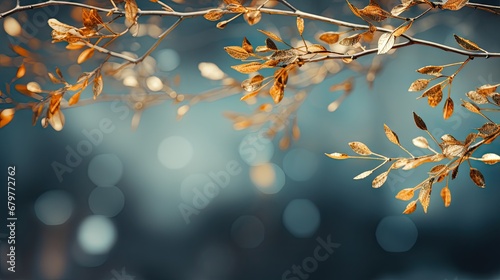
[
  {"x1": 16, "y1": 63, "x2": 26, "y2": 79},
  {"x1": 318, "y1": 32, "x2": 340, "y2": 44},
  {"x1": 258, "y1": 29, "x2": 283, "y2": 43},
  {"x1": 296, "y1": 17, "x2": 304, "y2": 36},
  {"x1": 469, "y1": 168, "x2": 485, "y2": 188},
  {"x1": 377, "y1": 33, "x2": 395, "y2": 55},
  {"x1": 477, "y1": 122, "x2": 498, "y2": 137},
  {"x1": 453, "y1": 34, "x2": 482, "y2": 51},
  {"x1": 396, "y1": 188, "x2": 415, "y2": 201},
  {"x1": 359, "y1": 4, "x2": 389, "y2": 22},
  {"x1": 241, "y1": 75, "x2": 264, "y2": 92},
  {"x1": 442, "y1": 144, "x2": 465, "y2": 158},
  {"x1": 231, "y1": 62, "x2": 262, "y2": 74},
  {"x1": 325, "y1": 152, "x2": 349, "y2": 159},
  {"x1": 443, "y1": 97, "x2": 454, "y2": 119},
  {"x1": 82, "y1": 9, "x2": 103, "y2": 29},
  {"x1": 0, "y1": 108, "x2": 15, "y2": 128},
  {"x1": 68, "y1": 90, "x2": 82, "y2": 106},
  {"x1": 476, "y1": 84, "x2": 499, "y2": 96},
  {"x1": 443, "y1": 0, "x2": 469, "y2": 11},
  {"x1": 348, "y1": 141, "x2": 372, "y2": 155},
  {"x1": 47, "y1": 18, "x2": 75, "y2": 33},
  {"x1": 204, "y1": 9, "x2": 224, "y2": 21},
  {"x1": 339, "y1": 33, "x2": 362, "y2": 46},
  {"x1": 269, "y1": 82, "x2": 284, "y2": 104},
  {"x1": 429, "y1": 164, "x2": 447, "y2": 174},
  {"x1": 402, "y1": 155, "x2": 435, "y2": 170},
  {"x1": 461, "y1": 99, "x2": 481, "y2": 114},
  {"x1": 440, "y1": 185, "x2": 451, "y2": 207},
  {"x1": 391, "y1": 158, "x2": 409, "y2": 169},
  {"x1": 466, "y1": 90, "x2": 488, "y2": 104},
  {"x1": 93, "y1": 72, "x2": 103, "y2": 99},
  {"x1": 412, "y1": 136, "x2": 429, "y2": 149},
  {"x1": 421, "y1": 83, "x2": 442, "y2": 107},
  {"x1": 372, "y1": 171, "x2": 388, "y2": 188},
  {"x1": 216, "y1": 20, "x2": 229, "y2": 29},
  {"x1": 125, "y1": 0, "x2": 138, "y2": 24},
  {"x1": 48, "y1": 109, "x2": 65, "y2": 131},
  {"x1": 480, "y1": 153, "x2": 500, "y2": 165},
  {"x1": 393, "y1": 20, "x2": 413, "y2": 37},
  {"x1": 265, "y1": 38, "x2": 278, "y2": 51},
  {"x1": 242, "y1": 37, "x2": 253, "y2": 53},
  {"x1": 402, "y1": 200, "x2": 417, "y2": 214},
  {"x1": 224, "y1": 46, "x2": 250, "y2": 60},
  {"x1": 224, "y1": 0, "x2": 241, "y2": 4},
  {"x1": 240, "y1": 91, "x2": 259, "y2": 101},
  {"x1": 391, "y1": 4, "x2": 408, "y2": 16},
  {"x1": 77, "y1": 48, "x2": 94, "y2": 64},
  {"x1": 346, "y1": 0, "x2": 362, "y2": 18},
  {"x1": 418, "y1": 182, "x2": 431, "y2": 213},
  {"x1": 353, "y1": 170, "x2": 373, "y2": 180},
  {"x1": 307, "y1": 44, "x2": 327, "y2": 53},
  {"x1": 32, "y1": 103, "x2": 43, "y2": 126},
  {"x1": 417, "y1": 65, "x2": 444, "y2": 76},
  {"x1": 413, "y1": 112, "x2": 427, "y2": 130},
  {"x1": 244, "y1": 10, "x2": 261, "y2": 25},
  {"x1": 408, "y1": 79, "x2": 430, "y2": 92},
  {"x1": 226, "y1": 4, "x2": 246, "y2": 13},
  {"x1": 383, "y1": 124, "x2": 400, "y2": 145}
]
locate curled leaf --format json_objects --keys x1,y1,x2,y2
[
  {"x1": 0, "y1": 108, "x2": 15, "y2": 128},
  {"x1": 440, "y1": 185, "x2": 451, "y2": 207}
]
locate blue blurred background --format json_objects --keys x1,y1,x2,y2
[{"x1": 0, "y1": 0, "x2": 499, "y2": 279}]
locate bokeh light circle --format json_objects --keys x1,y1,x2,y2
[
  {"x1": 35, "y1": 190, "x2": 74, "y2": 225},
  {"x1": 77, "y1": 215, "x2": 117, "y2": 255},
  {"x1": 156, "y1": 49, "x2": 180, "y2": 72},
  {"x1": 231, "y1": 215, "x2": 265, "y2": 248},
  {"x1": 376, "y1": 216, "x2": 418, "y2": 252},
  {"x1": 88, "y1": 154, "x2": 123, "y2": 187},
  {"x1": 283, "y1": 199, "x2": 321, "y2": 238},
  {"x1": 158, "y1": 136, "x2": 194, "y2": 169},
  {"x1": 250, "y1": 163, "x2": 285, "y2": 194}
]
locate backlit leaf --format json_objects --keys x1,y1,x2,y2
[
  {"x1": 269, "y1": 82, "x2": 284, "y2": 104},
  {"x1": 346, "y1": 0, "x2": 362, "y2": 18},
  {"x1": 244, "y1": 10, "x2": 262, "y2": 25},
  {"x1": 125, "y1": 0, "x2": 138, "y2": 24},
  {"x1": 16, "y1": 63, "x2": 26, "y2": 79},
  {"x1": 204, "y1": 9, "x2": 224, "y2": 21},
  {"x1": 383, "y1": 124, "x2": 400, "y2": 145},
  {"x1": 412, "y1": 136, "x2": 429, "y2": 149},
  {"x1": 77, "y1": 48, "x2": 94, "y2": 64},
  {"x1": 393, "y1": 20, "x2": 413, "y2": 37},
  {"x1": 417, "y1": 65, "x2": 444, "y2": 76},
  {"x1": 68, "y1": 90, "x2": 82, "y2": 106},
  {"x1": 353, "y1": 170, "x2": 373, "y2": 180},
  {"x1": 421, "y1": 83, "x2": 442, "y2": 107},
  {"x1": 258, "y1": 29, "x2": 283, "y2": 43},
  {"x1": 319, "y1": 32, "x2": 340, "y2": 44},
  {"x1": 469, "y1": 167, "x2": 485, "y2": 188},
  {"x1": 0, "y1": 108, "x2": 15, "y2": 128},
  {"x1": 453, "y1": 34, "x2": 482, "y2": 51},
  {"x1": 296, "y1": 17, "x2": 304, "y2": 35},
  {"x1": 224, "y1": 46, "x2": 250, "y2": 60},
  {"x1": 429, "y1": 164, "x2": 447, "y2": 174},
  {"x1": 348, "y1": 141, "x2": 372, "y2": 155},
  {"x1": 461, "y1": 99, "x2": 481, "y2": 114},
  {"x1": 408, "y1": 79, "x2": 430, "y2": 92},
  {"x1": 443, "y1": 97, "x2": 454, "y2": 119},
  {"x1": 372, "y1": 171, "x2": 388, "y2": 188},
  {"x1": 476, "y1": 84, "x2": 499, "y2": 96},
  {"x1": 377, "y1": 33, "x2": 395, "y2": 55},
  {"x1": 339, "y1": 33, "x2": 362, "y2": 46},
  {"x1": 440, "y1": 185, "x2": 451, "y2": 207},
  {"x1": 231, "y1": 62, "x2": 262, "y2": 74},
  {"x1": 402, "y1": 200, "x2": 417, "y2": 214},
  {"x1": 396, "y1": 188, "x2": 415, "y2": 201},
  {"x1": 418, "y1": 182, "x2": 431, "y2": 213},
  {"x1": 48, "y1": 109, "x2": 65, "y2": 131},
  {"x1": 359, "y1": 3, "x2": 389, "y2": 22},
  {"x1": 93, "y1": 72, "x2": 103, "y2": 99},
  {"x1": 443, "y1": 0, "x2": 469, "y2": 11},
  {"x1": 480, "y1": 153, "x2": 500, "y2": 165},
  {"x1": 325, "y1": 152, "x2": 349, "y2": 159},
  {"x1": 466, "y1": 90, "x2": 488, "y2": 104}
]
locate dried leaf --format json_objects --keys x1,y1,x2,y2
[
  {"x1": 408, "y1": 79, "x2": 430, "y2": 92},
  {"x1": 396, "y1": 188, "x2": 415, "y2": 201},
  {"x1": 226, "y1": 3, "x2": 246, "y2": 13},
  {"x1": 244, "y1": 10, "x2": 261, "y2": 26},
  {"x1": 48, "y1": 72, "x2": 64, "y2": 84},
  {"x1": 346, "y1": 0, "x2": 362, "y2": 18},
  {"x1": 204, "y1": 9, "x2": 224, "y2": 21},
  {"x1": 16, "y1": 63, "x2": 26, "y2": 79},
  {"x1": 242, "y1": 37, "x2": 253, "y2": 53},
  {"x1": 383, "y1": 124, "x2": 400, "y2": 145},
  {"x1": 442, "y1": 144, "x2": 465, "y2": 158},
  {"x1": 348, "y1": 141, "x2": 372, "y2": 155},
  {"x1": 402, "y1": 200, "x2": 417, "y2": 214},
  {"x1": 319, "y1": 32, "x2": 340, "y2": 44},
  {"x1": 77, "y1": 48, "x2": 94, "y2": 64},
  {"x1": 265, "y1": 38, "x2": 278, "y2": 51},
  {"x1": 241, "y1": 75, "x2": 264, "y2": 92},
  {"x1": 417, "y1": 65, "x2": 444, "y2": 76},
  {"x1": 48, "y1": 109, "x2": 65, "y2": 131},
  {"x1": 480, "y1": 153, "x2": 500, "y2": 165},
  {"x1": 412, "y1": 136, "x2": 429, "y2": 149},
  {"x1": 307, "y1": 44, "x2": 327, "y2": 53},
  {"x1": 216, "y1": 20, "x2": 229, "y2": 29},
  {"x1": 231, "y1": 62, "x2": 262, "y2": 74},
  {"x1": 82, "y1": 9, "x2": 103, "y2": 29},
  {"x1": 353, "y1": 170, "x2": 373, "y2": 180},
  {"x1": 440, "y1": 185, "x2": 451, "y2": 207},
  {"x1": 469, "y1": 167, "x2": 485, "y2": 188},
  {"x1": 391, "y1": 158, "x2": 409, "y2": 169},
  {"x1": 269, "y1": 82, "x2": 284, "y2": 104},
  {"x1": 443, "y1": 0, "x2": 469, "y2": 11},
  {"x1": 393, "y1": 21, "x2": 413, "y2": 37},
  {"x1": 466, "y1": 90, "x2": 488, "y2": 104},
  {"x1": 296, "y1": 17, "x2": 304, "y2": 36},
  {"x1": 68, "y1": 90, "x2": 82, "y2": 106},
  {"x1": 421, "y1": 83, "x2": 443, "y2": 107},
  {"x1": 453, "y1": 34, "x2": 482, "y2": 51},
  {"x1": 476, "y1": 84, "x2": 499, "y2": 96},
  {"x1": 224, "y1": 46, "x2": 250, "y2": 60},
  {"x1": 359, "y1": 4, "x2": 389, "y2": 22},
  {"x1": 325, "y1": 152, "x2": 349, "y2": 159},
  {"x1": 0, "y1": 108, "x2": 15, "y2": 128},
  {"x1": 477, "y1": 122, "x2": 498, "y2": 136},
  {"x1": 443, "y1": 97, "x2": 454, "y2": 119},
  {"x1": 418, "y1": 182, "x2": 431, "y2": 213},
  {"x1": 429, "y1": 164, "x2": 447, "y2": 174},
  {"x1": 47, "y1": 18, "x2": 75, "y2": 33},
  {"x1": 125, "y1": 0, "x2": 138, "y2": 24},
  {"x1": 461, "y1": 99, "x2": 481, "y2": 114},
  {"x1": 391, "y1": 4, "x2": 408, "y2": 16},
  {"x1": 377, "y1": 33, "x2": 395, "y2": 55},
  {"x1": 258, "y1": 29, "x2": 283, "y2": 43},
  {"x1": 372, "y1": 171, "x2": 388, "y2": 188},
  {"x1": 339, "y1": 33, "x2": 362, "y2": 46},
  {"x1": 93, "y1": 72, "x2": 103, "y2": 99}
]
